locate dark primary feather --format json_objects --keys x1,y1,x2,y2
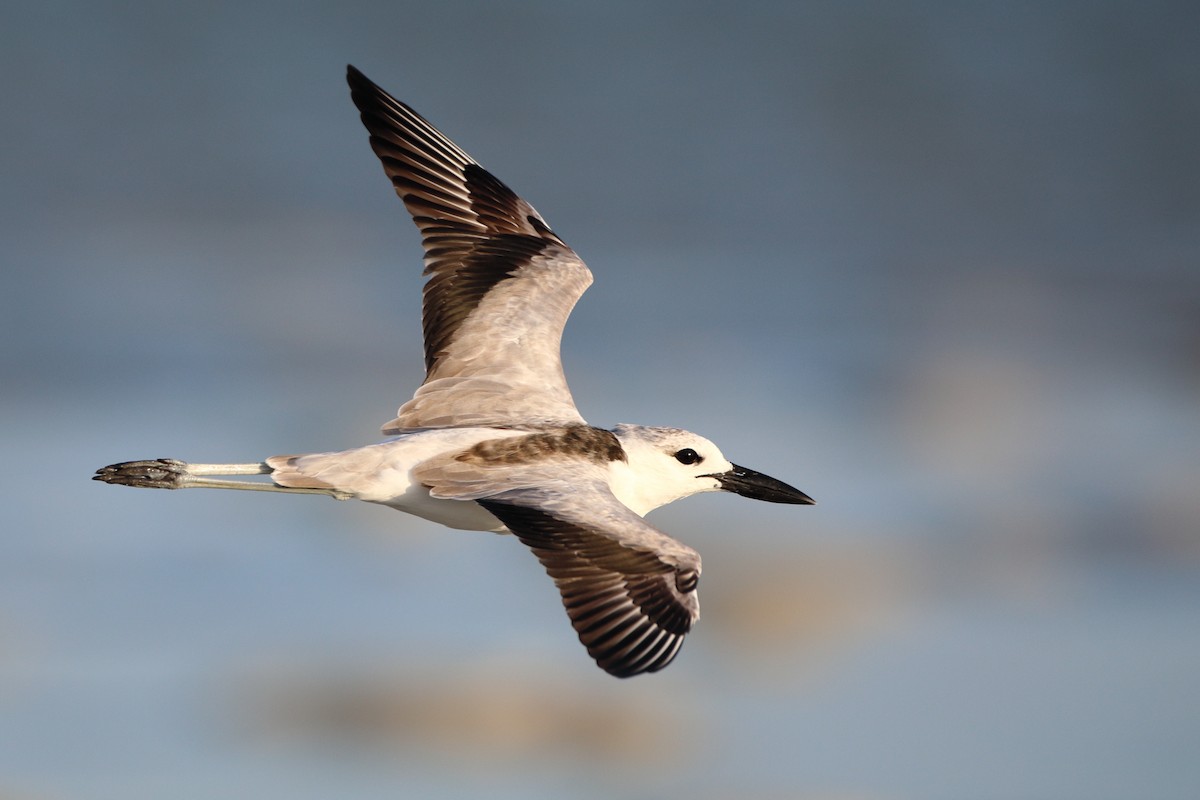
[
  {"x1": 478, "y1": 500, "x2": 700, "y2": 678},
  {"x1": 346, "y1": 65, "x2": 576, "y2": 376}
]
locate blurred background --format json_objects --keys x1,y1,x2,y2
[{"x1": 3, "y1": 1, "x2": 1198, "y2": 798}]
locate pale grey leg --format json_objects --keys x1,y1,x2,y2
[{"x1": 93, "y1": 458, "x2": 351, "y2": 499}]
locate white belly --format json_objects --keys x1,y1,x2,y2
[
  {"x1": 274, "y1": 427, "x2": 527, "y2": 532},
  {"x1": 383, "y1": 486, "x2": 508, "y2": 531}
]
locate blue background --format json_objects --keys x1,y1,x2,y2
[{"x1": 3, "y1": 2, "x2": 1198, "y2": 798}]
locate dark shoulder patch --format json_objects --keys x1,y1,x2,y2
[{"x1": 460, "y1": 426, "x2": 626, "y2": 466}]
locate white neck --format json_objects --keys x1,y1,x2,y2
[
  {"x1": 607, "y1": 458, "x2": 679, "y2": 516},
  {"x1": 609, "y1": 460, "x2": 676, "y2": 515}
]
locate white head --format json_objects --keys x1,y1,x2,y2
[{"x1": 607, "y1": 424, "x2": 813, "y2": 516}]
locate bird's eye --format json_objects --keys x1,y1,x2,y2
[{"x1": 674, "y1": 448, "x2": 703, "y2": 465}]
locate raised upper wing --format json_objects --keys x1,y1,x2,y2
[{"x1": 347, "y1": 66, "x2": 591, "y2": 432}]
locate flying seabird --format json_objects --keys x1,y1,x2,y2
[{"x1": 94, "y1": 66, "x2": 814, "y2": 677}]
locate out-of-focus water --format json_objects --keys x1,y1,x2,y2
[{"x1": 3, "y1": 2, "x2": 1198, "y2": 798}]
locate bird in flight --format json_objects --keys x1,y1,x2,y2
[{"x1": 95, "y1": 65, "x2": 814, "y2": 677}]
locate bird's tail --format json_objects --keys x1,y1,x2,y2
[{"x1": 264, "y1": 453, "x2": 343, "y2": 492}]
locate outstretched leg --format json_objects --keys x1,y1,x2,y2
[{"x1": 93, "y1": 459, "x2": 352, "y2": 499}]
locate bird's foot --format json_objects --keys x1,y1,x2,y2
[{"x1": 93, "y1": 459, "x2": 190, "y2": 489}]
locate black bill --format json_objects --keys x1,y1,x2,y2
[{"x1": 710, "y1": 464, "x2": 815, "y2": 505}]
